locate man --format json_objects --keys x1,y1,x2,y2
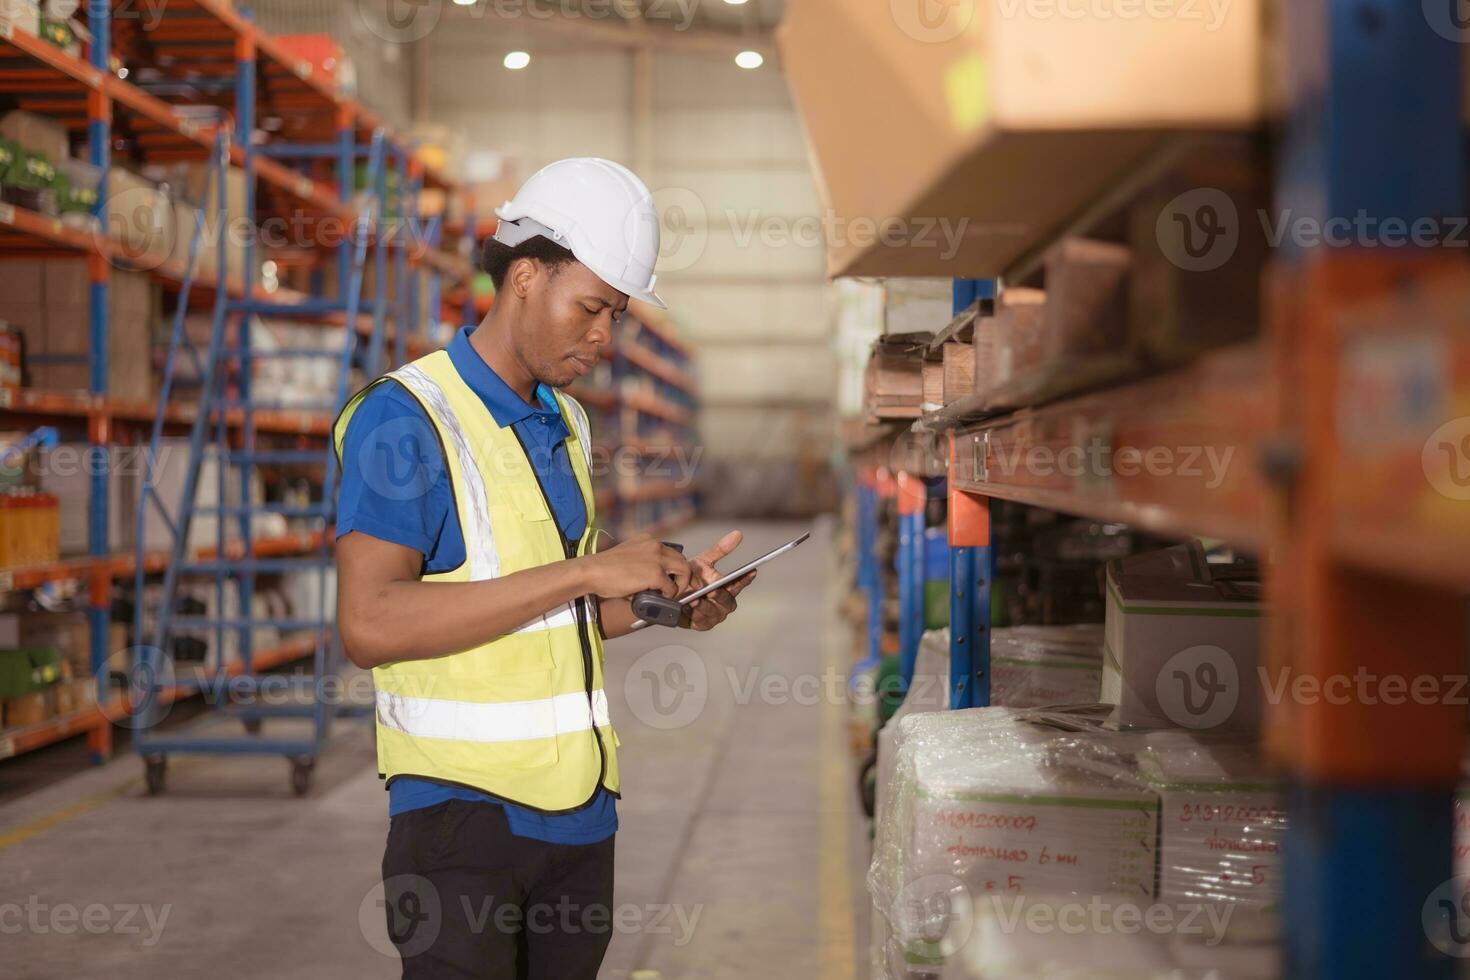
[{"x1": 333, "y1": 157, "x2": 751, "y2": 979}]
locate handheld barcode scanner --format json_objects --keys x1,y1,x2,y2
[
  {"x1": 627, "y1": 531, "x2": 811, "y2": 630},
  {"x1": 630, "y1": 542, "x2": 686, "y2": 628}
]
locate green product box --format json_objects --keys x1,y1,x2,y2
[{"x1": 0, "y1": 648, "x2": 62, "y2": 699}]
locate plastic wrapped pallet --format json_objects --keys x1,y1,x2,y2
[
  {"x1": 870, "y1": 707, "x2": 1158, "y2": 977},
  {"x1": 937, "y1": 892, "x2": 1280, "y2": 980},
  {"x1": 991, "y1": 624, "x2": 1105, "y2": 708},
  {"x1": 1137, "y1": 732, "x2": 1285, "y2": 909}
]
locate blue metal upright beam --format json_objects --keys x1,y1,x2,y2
[
  {"x1": 895, "y1": 473, "x2": 926, "y2": 696},
  {"x1": 85, "y1": 0, "x2": 112, "y2": 744},
  {"x1": 947, "y1": 279, "x2": 995, "y2": 710},
  {"x1": 1278, "y1": 3, "x2": 1464, "y2": 978}
]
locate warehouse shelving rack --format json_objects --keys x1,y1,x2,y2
[
  {"x1": 837, "y1": 3, "x2": 1468, "y2": 978},
  {"x1": 0, "y1": 0, "x2": 473, "y2": 767}
]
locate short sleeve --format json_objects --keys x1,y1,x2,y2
[{"x1": 335, "y1": 381, "x2": 452, "y2": 561}]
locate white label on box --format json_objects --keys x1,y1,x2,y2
[
  {"x1": 0, "y1": 202, "x2": 13, "y2": 226},
  {"x1": 296, "y1": 60, "x2": 311, "y2": 79},
  {"x1": 296, "y1": 177, "x2": 313, "y2": 199}
]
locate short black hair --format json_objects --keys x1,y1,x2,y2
[{"x1": 480, "y1": 233, "x2": 577, "y2": 292}]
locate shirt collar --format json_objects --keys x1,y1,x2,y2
[{"x1": 447, "y1": 326, "x2": 562, "y2": 428}]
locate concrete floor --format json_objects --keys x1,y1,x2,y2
[{"x1": 0, "y1": 519, "x2": 871, "y2": 980}]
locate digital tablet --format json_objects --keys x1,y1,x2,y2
[{"x1": 679, "y1": 530, "x2": 810, "y2": 605}]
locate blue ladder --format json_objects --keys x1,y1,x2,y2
[{"x1": 129, "y1": 129, "x2": 389, "y2": 796}]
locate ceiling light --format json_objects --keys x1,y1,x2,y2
[
  {"x1": 734, "y1": 50, "x2": 763, "y2": 70},
  {"x1": 723, "y1": 0, "x2": 749, "y2": 4},
  {"x1": 452, "y1": 0, "x2": 475, "y2": 5},
  {"x1": 503, "y1": 51, "x2": 531, "y2": 70}
]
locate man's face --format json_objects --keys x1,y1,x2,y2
[{"x1": 515, "y1": 259, "x2": 625, "y2": 388}]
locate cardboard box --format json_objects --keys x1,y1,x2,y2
[
  {"x1": 941, "y1": 341, "x2": 974, "y2": 403},
  {"x1": 875, "y1": 708, "x2": 1159, "y2": 973},
  {"x1": 0, "y1": 0, "x2": 40, "y2": 37},
  {"x1": 0, "y1": 109, "x2": 67, "y2": 166},
  {"x1": 1140, "y1": 733, "x2": 1285, "y2": 909},
  {"x1": 36, "y1": 442, "x2": 139, "y2": 555},
  {"x1": 778, "y1": 0, "x2": 1266, "y2": 277},
  {"x1": 23, "y1": 262, "x2": 156, "y2": 400},
  {"x1": 1101, "y1": 542, "x2": 1264, "y2": 731},
  {"x1": 105, "y1": 166, "x2": 173, "y2": 264},
  {"x1": 3, "y1": 687, "x2": 50, "y2": 727},
  {"x1": 864, "y1": 338, "x2": 925, "y2": 418},
  {"x1": 991, "y1": 624, "x2": 1105, "y2": 708},
  {"x1": 158, "y1": 162, "x2": 248, "y2": 286},
  {"x1": 974, "y1": 287, "x2": 1045, "y2": 405}
]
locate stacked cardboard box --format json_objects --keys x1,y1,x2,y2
[
  {"x1": 0, "y1": 259, "x2": 157, "y2": 400},
  {"x1": 941, "y1": 341, "x2": 974, "y2": 404},
  {"x1": 1138, "y1": 732, "x2": 1286, "y2": 910},
  {"x1": 991, "y1": 624, "x2": 1106, "y2": 707},
  {"x1": 865, "y1": 337, "x2": 926, "y2": 419},
  {"x1": 36, "y1": 442, "x2": 140, "y2": 555},
  {"x1": 0, "y1": 492, "x2": 58, "y2": 567},
  {"x1": 1101, "y1": 541, "x2": 1264, "y2": 732},
  {"x1": 872, "y1": 707, "x2": 1158, "y2": 975}
]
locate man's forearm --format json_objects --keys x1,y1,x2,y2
[
  {"x1": 596, "y1": 597, "x2": 639, "y2": 639},
  {"x1": 339, "y1": 558, "x2": 591, "y2": 668}
]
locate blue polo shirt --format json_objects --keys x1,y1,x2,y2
[{"x1": 336, "y1": 325, "x2": 617, "y2": 845}]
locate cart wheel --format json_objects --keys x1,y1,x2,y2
[
  {"x1": 243, "y1": 717, "x2": 263, "y2": 735},
  {"x1": 145, "y1": 756, "x2": 167, "y2": 796},
  {"x1": 290, "y1": 757, "x2": 315, "y2": 797}
]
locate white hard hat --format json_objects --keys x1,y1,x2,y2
[{"x1": 493, "y1": 157, "x2": 666, "y2": 309}]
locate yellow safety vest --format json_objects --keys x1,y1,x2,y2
[{"x1": 333, "y1": 349, "x2": 619, "y2": 813}]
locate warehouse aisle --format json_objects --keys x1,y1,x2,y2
[{"x1": 0, "y1": 519, "x2": 870, "y2": 980}]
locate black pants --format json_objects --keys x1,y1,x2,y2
[{"x1": 381, "y1": 800, "x2": 616, "y2": 980}]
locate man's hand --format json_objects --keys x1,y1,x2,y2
[
  {"x1": 579, "y1": 533, "x2": 692, "y2": 599},
  {"x1": 682, "y1": 530, "x2": 756, "y2": 631}
]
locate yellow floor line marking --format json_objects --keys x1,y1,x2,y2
[
  {"x1": 819, "y1": 619, "x2": 858, "y2": 980},
  {"x1": 0, "y1": 775, "x2": 141, "y2": 852}
]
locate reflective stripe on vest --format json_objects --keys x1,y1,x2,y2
[{"x1": 376, "y1": 688, "x2": 611, "y2": 743}]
